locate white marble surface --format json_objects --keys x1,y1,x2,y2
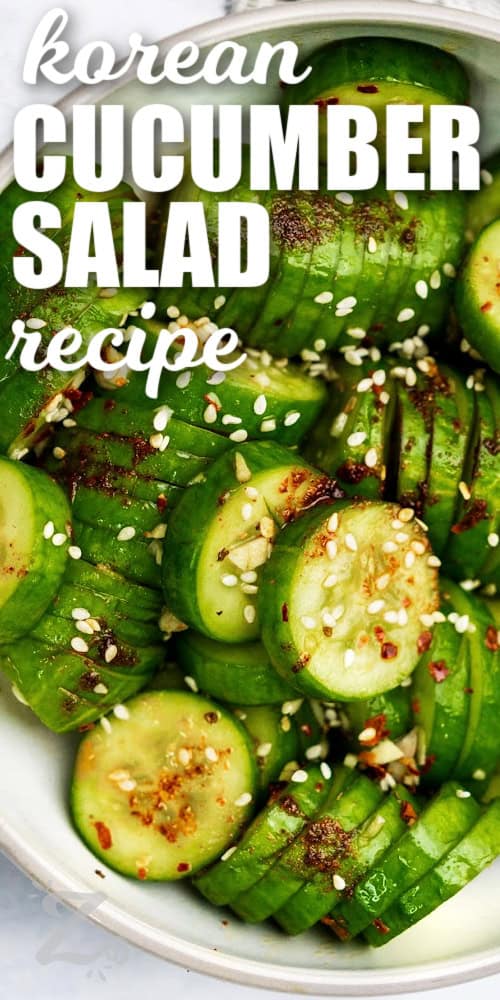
[{"x1": 2, "y1": 1, "x2": 500, "y2": 998}]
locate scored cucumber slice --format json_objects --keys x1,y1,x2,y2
[
  {"x1": 50, "y1": 581, "x2": 161, "y2": 644},
  {"x1": 455, "y1": 219, "x2": 500, "y2": 373},
  {"x1": 235, "y1": 703, "x2": 303, "y2": 795},
  {"x1": 231, "y1": 769, "x2": 381, "y2": 923},
  {"x1": 259, "y1": 500, "x2": 439, "y2": 701},
  {"x1": 194, "y1": 764, "x2": 333, "y2": 906},
  {"x1": 175, "y1": 632, "x2": 297, "y2": 704},
  {"x1": 278, "y1": 786, "x2": 419, "y2": 936},
  {"x1": 365, "y1": 798, "x2": 500, "y2": 946},
  {"x1": 71, "y1": 690, "x2": 257, "y2": 879},
  {"x1": 64, "y1": 558, "x2": 162, "y2": 621},
  {"x1": 72, "y1": 519, "x2": 161, "y2": 590},
  {"x1": 331, "y1": 781, "x2": 481, "y2": 939},
  {"x1": 161, "y1": 441, "x2": 343, "y2": 643},
  {"x1": 286, "y1": 36, "x2": 469, "y2": 168},
  {"x1": 0, "y1": 459, "x2": 71, "y2": 642},
  {"x1": 467, "y1": 153, "x2": 500, "y2": 240}
]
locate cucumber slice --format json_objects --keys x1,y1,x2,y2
[
  {"x1": 365, "y1": 798, "x2": 500, "y2": 946},
  {"x1": 175, "y1": 632, "x2": 297, "y2": 704},
  {"x1": 259, "y1": 500, "x2": 439, "y2": 701},
  {"x1": 106, "y1": 322, "x2": 327, "y2": 445},
  {"x1": 50, "y1": 581, "x2": 161, "y2": 639},
  {"x1": 411, "y1": 588, "x2": 469, "y2": 786},
  {"x1": 72, "y1": 519, "x2": 161, "y2": 590},
  {"x1": 71, "y1": 690, "x2": 258, "y2": 879},
  {"x1": 277, "y1": 786, "x2": 419, "y2": 936},
  {"x1": 332, "y1": 781, "x2": 481, "y2": 939},
  {"x1": 455, "y1": 219, "x2": 500, "y2": 373},
  {"x1": 342, "y1": 686, "x2": 412, "y2": 746},
  {"x1": 287, "y1": 37, "x2": 469, "y2": 167},
  {"x1": 1, "y1": 637, "x2": 160, "y2": 732},
  {"x1": 194, "y1": 764, "x2": 333, "y2": 906},
  {"x1": 235, "y1": 703, "x2": 302, "y2": 795},
  {"x1": 467, "y1": 153, "x2": 500, "y2": 239},
  {"x1": 232, "y1": 770, "x2": 381, "y2": 923},
  {"x1": 64, "y1": 558, "x2": 162, "y2": 620},
  {"x1": 31, "y1": 610, "x2": 162, "y2": 669},
  {"x1": 0, "y1": 459, "x2": 71, "y2": 641},
  {"x1": 161, "y1": 442, "x2": 342, "y2": 643},
  {"x1": 70, "y1": 485, "x2": 166, "y2": 535}
]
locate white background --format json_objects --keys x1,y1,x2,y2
[{"x1": 1, "y1": 1, "x2": 500, "y2": 998}]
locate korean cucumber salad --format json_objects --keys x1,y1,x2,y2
[{"x1": 1, "y1": 36, "x2": 500, "y2": 949}]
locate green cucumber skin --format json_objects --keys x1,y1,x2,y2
[
  {"x1": 287, "y1": 37, "x2": 469, "y2": 107},
  {"x1": 333, "y1": 781, "x2": 481, "y2": 939},
  {"x1": 0, "y1": 460, "x2": 71, "y2": 642},
  {"x1": 31, "y1": 610, "x2": 162, "y2": 668},
  {"x1": 343, "y1": 686, "x2": 412, "y2": 745},
  {"x1": 50, "y1": 580, "x2": 161, "y2": 636},
  {"x1": 455, "y1": 219, "x2": 500, "y2": 374},
  {"x1": 365, "y1": 798, "x2": 500, "y2": 946},
  {"x1": 175, "y1": 632, "x2": 297, "y2": 705},
  {"x1": 64, "y1": 558, "x2": 162, "y2": 619},
  {"x1": 0, "y1": 637, "x2": 159, "y2": 732},
  {"x1": 47, "y1": 590, "x2": 161, "y2": 648},
  {"x1": 161, "y1": 441, "x2": 317, "y2": 641},
  {"x1": 395, "y1": 376, "x2": 431, "y2": 511},
  {"x1": 194, "y1": 765, "x2": 332, "y2": 906},
  {"x1": 231, "y1": 770, "x2": 381, "y2": 923},
  {"x1": 277, "y1": 787, "x2": 419, "y2": 936},
  {"x1": 467, "y1": 153, "x2": 500, "y2": 238},
  {"x1": 481, "y1": 376, "x2": 500, "y2": 585},
  {"x1": 236, "y1": 704, "x2": 302, "y2": 796},
  {"x1": 72, "y1": 519, "x2": 161, "y2": 590}
]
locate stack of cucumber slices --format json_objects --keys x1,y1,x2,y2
[{"x1": 1, "y1": 35, "x2": 500, "y2": 950}]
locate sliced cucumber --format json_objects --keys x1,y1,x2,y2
[
  {"x1": 50, "y1": 581, "x2": 161, "y2": 640},
  {"x1": 467, "y1": 152, "x2": 500, "y2": 239},
  {"x1": 71, "y1": 485, "x2": 166, "y2": 535},
  {"x1": 455, "y1": 219, "x2": 500, "y2": 373},
  {"x1": 72, "y1": 519, "x2": 161, "y2": 590},
  {"x1": 235, "y1": 703, "x2": 302, "y2": 795},
  {"x1": 64, "y1": 558, "x2": 162, "y2": 620},
  {"x1": 175, "y1": 632, "x2": 297, "y2": 704},
  {"x1": 231, "y1": 770, "x2": 381, "y2": 923},
  {"x1": 259, "y1": 500, "x2": 439, "y2": 700},
  {"x1": 0, "y1": 459, "x2": 71, "y2": 642},
  {"x1": 277, "y1": 786, "x2": 419, "y2": 936},
  {"x1": 365, "y1": 798, "x2": 500, "y2": 946},
  {"x1": 332, "y1": 781, "x2": 481, "y2": 939},
  {"x1": 342, "y1": 686, "x2": 413, "y2": 746},
  {"x1": 161, "y1": 442, "x2": 342, "y2": 643},
  {"x1": 71, "y1": 690, "x2": 257, "y2": 879},
  {"x1": 194, "y1": 764, "x2": 333, "y2": 906}
]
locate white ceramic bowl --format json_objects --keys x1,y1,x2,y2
[{"x1": 1, "y1": 1, "x2": 500, "y2": 993}]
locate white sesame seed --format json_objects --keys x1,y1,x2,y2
[
  {"x1": 113, "y1": 704, "x2": 130, "y2": 721},
  {"x1": 459, "y1": 481, "x2": 471, "y2": 501},
  {"x1": 76, "y1": 620, "x2": 94, "y2": 635},
  {"x1": 176, "y1": 370, "x2": 192, "y2": 389},
  {"x1": 368, "y1": 237, "x2": 377, "y2": 254},
  {"x1": 383, "y1": 541, "x2": 398, "y2": 554},
  {"x1": 234, "y1": 452, "x2": 252, "y2": 483},
  {"x1": 345, "y1": 533, "x2": 358, "y2": 552},
  {"x1": 284, "y1": 411, "x2": 301, "y2": 427},
  {"x1": 153, "y1": 406, "x2": 173, "y2": 432},
  {"x1": 326, "y1": 540, "x2": 337, "y2": 560},
  {"x1": 260, "y1": 418, "x2": 277, "y2": 433},
  {"x1": 257, "y1": 742, "x2": 273, "y2": 758},
  {"x1": 222, "y1": 415, "x2": 241, "y2": 426},
  {"x1": 184, "y1": 675, "x2": 199, "y2": 692},
  {"x1": 405, "y1": 551, "x2": 416, "y2": 569},
  {"x1": 320, "y1": 761, "x2": 332, "y2": 780},
  {"x1": 430, "y1": 270, "x2": 441, "y2": 290},
  {"x1": 327, "y1": 512, "x2": 339, "y2": 533},
  {"x1": 473, "y1": 769, "x2": 487, "y2": 781},
  {"x1": 456, "y1": 789, "x2": 471, "y2": 799},
  {"x1": 291, "y1": 769, "x2": 308, "y2": 783},
  {"x1": 71, "y1": 608, "x2": 91, "y2": 621},
  {"x1": 415, "y1": 280, "x2": 428, "y2": 299},
  {"x1": 43, "y1": 521, "x2": 55, "y2": 540},
  {"x1": 455, "y1": 614, "x2": 470, "y2": 634},
  {"x1": 235, "y1": 792, "x2": 253, "y2": 808},
  {"x1": 222, "y1": 574, "x2": 238, "y2": 587},
  {"x1": 336, "y1": 191, "x2": 354, "y2": 205},
  {"x1": 347, "y1": 431, "x2": 367, "y2": 447},
  {"x1": 384, "y1": 611, "x2": 399, "y2": 624},
  {"x1": 376, "y1": 574, "x2": 390, "y2": 591},
  {"x1": 229, "y1": 429, "x2": 248, "y2": 443},
  {"x1": 205, "y1": 746, "x2": 219, "y2": 763},
  {"x1": 71, "y1": 637, "x2": 89, "y2": 653},
  {"x1": 26, "y1": 317, "x2": 47, "y2": 330},
  {"x1": 333, "y1": 874, "x2": 346, "y2": 891},
  {"x1": 399, "y1": 508, "x2": 415, "y2": 523},
  {"x1": 100, "y1": 716, "x2": 112, "y2": 734},
  {"x1": 460, "y1": 579, "x2": 481, "y2": 591},
  {"x1": 301, "y1": 615, "x2": 317, "y2": 630},
  {"x1": 253, "y1": 394, "x2": 267, "y2": 415},
  {"x1": 241, "y1": 503, "x2": 253, "y2": 522},
  {"x1": 368, "y1": 599, "x2": 385, "y2": 614},
  {"x1": 428, "y1": 555, "x2": 441, "y2": 568},
  {"x1": 203, "y1": 403, "x2": 218, "y2": 424},
  {"x1": 305, "y1": 743, "x2": 324, "y2": 761},
  {"x1": 282, "y1": 698, "x2": 303, "y2": 716},
  {"x1": 411, "y1": 541, "x2": 426, "y2": 555},
  {"x1": 337, "y1": 295, "x2": 357, "y2": 311},
  {"x1": 241, "y1": 570, "x2": 258, "y2": 584},
  {"x1": 397, "y1": 308, "x2": 415, "y2": 323},
  {"x1": 394, "y1": 191, "x2": 409, "y2": 210},
  {"x1": 405, "y1": 368, "x2": 417, "y2": 387},
  {"x1": 443, "y1": 262, "x2": 456, "y2": 278},
  {"x1": 344, "y1": 649, "x2": 355, "y2": 668},
  {"x1": 359, "y1": 727, "x2": 377, "y2": 743},
  {"x1": 214, "y1": 295, "x2": 226, "y2": 310},
  {"x1": 104, "y1": 644, "x2": 118, "y2": 663},
  {"x1": 243, "y1": 605, "x2": 256, "y2": 624},
  {"x1": 357, "y1": 377, "x2": 373, "y2": 393},
  {"x1": 245, "y1": 487, "x2": 259, "y2": 500},
  {"x1": 52, "y1": 533, "x2": 67, "y2": 547},
  {"x1": 330, "y1": 412, "x2": 348, "y2": 436},
  {"x1": 99, "y1": 287, "x2": 119, "y2": 298},
  {"x1": 372, "y1": 369, "x2": 386, "y2": 387},
  {"x1": 488, "y1": 533, "x2": 499, "y2": 548},
  {"x1": 314, "y1": 290, "x2": 333, "y2": 304},
  {"x1": 365, "y1": 448, "x2": 378, "y2": 468},
  {"x1": 221, "y1": 845, "x2": 238, "y2": 862},
  {"x1": 398, "y1": 609, "x2": 408, "y2": 626},
  {"x1": 178, "y1": 747, "x2": 192, "y2": 766},
  {"x1": 117, "y1": 526, "x2": 135, "y2": 542},
  {"x1": 344, "y1": 753, "x2": 358, "y2": 769},
  {"x1": 323, "y1": 573, "x2": 338, "y2": 589},
  {"x1": 347, "y1": 327, "x2": 366, "y2": 340},
  {"x1": 68, "y1": 545, "x2": 82, "y2": 560}
]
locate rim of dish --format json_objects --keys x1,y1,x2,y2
[{"x1": 1, "y1": 0, "x2": 500, "y2": 992}]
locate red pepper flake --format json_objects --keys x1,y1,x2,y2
[
  {"x1": 400, "y1": 800, "x2": 418, "y2": 826},
  {"x1": 417, "y1": 631, "x2": 433, "y2": 654},
  {"x1": 486, "y1": 626, "x2": 499, "y2": 652},
  {"x1": 381, "y1": 642, "x2": 398, "y2": 660},
  {"x1": 217, "y1": 547, "x2": 229, "y2": 562},
  {"x1": 480, "y1": 301, "x2": 493, "y2": 312},
  {"x1": 373, "y1": 917, "x2": 390, "y2": 935},
  {"x1": 300, "y1": 723, "x2": 313, "y2": 737},
  {"x1": 156, "y1": 494, "x2": 168, "y2": 514},
  {"x1": 428, "y1": 659, "x2": 450, "y2": 683},
  {"x1": 78, "y1": 722, "x2": 95, "y2": 732},
  {"x1": 374, "y1": 625, "x2": 385, "y2": 644},
  {"x1": 204, "y1": 711, "x2": 219, "y2": 724},
  {"x1": 203, "y1": 393, "x2": 222, "y2": 411},
  {"x1": 177, "y1": 862, "x2": 191, "y2": 873},
  {"x1": 361, "y1": 713, "x2": 389, "y2": 745},
  {"x1": 281, "y1": 602, "x2": 289, "y2": 622},
  {"x1": 357, "y1": 84, "x2": 379, "y2": 93},
  {"x1": 94, "y1": 869, "x2": 105, "y2": 879},
  {"x1": 420, "y1": 754, "x2": 436, "y2": 775},
  {"x1": 411, "y1": 697, "x2": 421, "y2": 714},
  {"x1": 93, "y1": 821, "x2": 112, "y2": 850},
  {"x1": 137, "y1": 867, "x2": 148, "y2": 880},
  {"x1": 321, "y1": 915, "x2": 351, "y2": 940},
  {"x1": 464, "y1": 687, "x2": 474, "y2": 695}
]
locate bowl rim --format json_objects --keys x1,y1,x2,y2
[{"x1": 2, "y1": 0, "x2": 500, "y2": 992}]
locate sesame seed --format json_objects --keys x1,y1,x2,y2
[
  {"x1": 456, "y1": 789, "x2": 471, "y2": 799},
  {"x1": 399, "y1": 508, "x2": 415, "y2": 523},
  {"x1": 376, "y1": 574, "x2": 390, "y2": 591},
  {"x1": 411, "y1": 541, "x2": 426, "y2": 555},
  {"x1": 205, "y1": 746, "x2": 219, "y2": 763},
  {"x1": 398, "y1": 609, "x2": 408, "y2": 625},
  {"x1": 214, "y1": 295, "x2": 226, "y2": 310},
  {"x1": 368, "y1": 599, "x2": 385, "y2": 614},
  {"x1": 344, "y1": 753, "x2": 358, "y2": 769},
  {"x1": 71, "y1": 637, "x2": 89, "y2": 653},
  {"x1": 314, "y1": 290, "x2": 333, "y2": 304},
  {"x1": 394, "y1": 191, "x2": 409, "y2": 210},
  {"x1": 326, "y1": 540, "x2": 337, "y2": 560},
  {"x1": 397, "y1": 308, "x2": 415, "y2": 323},
  {"x1": 43, "y1": 521, "x2": 55, "y2": 540},
  {"x1": 359, "y1": 727, "x2": 377, "y2": 743},
  {"x1": 301, "y1": 615, "x2": 316, "y2": 630},
  {"x1": 235, "y1": 792, "x2": 253, "y2": 806},
  {"x1": 76, "y1": 620, "x2": 93, "y2": 635},
  {"x1": 473, "y1": 769, "x2": 486, "y2": 781},
  {"x1": 372, "y1": 369, "x2": 386, "y2": 386},
  {"x1": 460, "y1": 579, "x2": 481, "y2": 592},
  {"x1": 68, "y1": 545, "x2": 82, "y2": 560},
  {"x1": 384, "y1": 611, "x2": 399, "y2": 624},
  {"x1": 337, "y1": 295, "x2": 357, "y2": 311},
  {"x1": 323, "y1": 571, "x2": 338, "y2": 588},
  {"x1": 291, "y1": 769, "x2": 308, "y2": 783},
  {"x1": 443, "y1": 262, "x2": 456, "y2": 278},
  {"x1": 117, "y1": 526, "x2": 135, "y2": 542},
  {"x1": 222, "y1": 574, "x2": 238, "y2": 587},
  {"x1": 149, "y1": 432, "x2": 163, "y2": 449},
  {"x1": 405, "y1": 551, "x2": 416, "y2": 568},
  {"x1": 221, "y1": 845, "x2": 237, "y2": 862},
  {"x1": 415, "y1": 279, "x2": 428, "y2": 299},
  {"x1": 365, "y1": 448, "x2": 378, "y2": 468},
  {"x1": 280, "y1": 716, "x2": 291, "y2": 732},
  {"x1": 104, "y1": 644, "x2": 118, "y2": 663},
  {"x1": 184, "y1": 675, "x2": 199, "y2": 692},
  {"x1": 345, "y1": 533, "x2": 358, "y2": 552},
  {"x1": 488, "y1": 533, "x2": 499, "y2": 548},
  {"x1": 400, "y1": 677, "x2": 413, "y2": 688},
  {"x1": 72, "y1": 607, "x2": 91, "y2": 621},
  {"x1": 113, "y1": 704, "x2": 130, "y2": 721},
  {"x1": 176, "y1": 370, "x2": 192, "y2": 389},
  {"x1": 430, "y1": 269, "x2": 441, "y2": 290},
  {"x1": 178, "y1": 748, "x2": 192, "y2": 766},
  {"x1": 379, "y1": 391, "x2": 390, "y2": 405},
  {"x1": 347, "y1": 327, "x2": 366, "y2": 340},
  {"x1": 459, "y1": 481, "x2": 471, "y2": 501},
  {"x1": 383, "y1": 541, "x2": 398, "y2": 554},
  {"x1": 153, "y1": 406, "x2": 173, "y2": 432},
  {"x1": 455, "y1": 614, "x2": 470, "y2": 634},
  {"x1": 99, "y1": 287, "x2": 119, "y2": 298},
  {"x1": 260, "y1": 418, "x2": 277, "y2": 433},
  {"x1": 63, "y1": 418, "x2": 76, "y2": 428},
  {"x1": 241, "y1": 570, "x2": 258, "y2": 584},
  {"x1": 368, "y1": 237, "x2": 377, "y2": 254},
  {"x1": 234, "y1": 453, "x2": 252, "y2": 483},
  {"x1": 333, "y1": 874, "x2": 346, "y2": 891},
  {"x1": 405, "y1": 368, "x2": 417, "y2": 387},
  {"x1": 357, "y1": 377, "x2": 373, "y2": 393},
  {"x1": 52, "y1": 446, "x2": 66, "y2": 460},
  {"x1": 241, "y1": 503, "x2": 253, "y2": 522},
  {"x1": 100, "y1": 717, "x2": 112, "y2": 734},
  {"x1": 282, "y1": 699, "x2": 304, "y2": 716},
  {"x1": 229, "y1": 429, "x2": 248, "y2": 443},
  {"x1": 257, "y1": 742, "x2": 273, "y2": 758},
  {"x1": 347, "y1": 431, "x2": 367, "y2": 447},
  {"x1": 320, "y1": 761, "x2": 333, "y2": 780},
  {"x1": 418, "y1": 324, "x2": 430, "y2": 337},
  {"x1": 305, "y1": 743, "x2": 324, "y2": 761},
  {"x1": 327, "y1": 512, "x2": 339, "y2": 533},
  {"x1": 335, "y1": 191, "x2": 354, "y2": 205},
  {"x1": 52, "y1": 533, "x2": 67, "y2": 547},
  {"x1": 203, "y1": 403, "x2": 218, "y2": 424},
  {"x1": 243, "y1": 605, "x2": 256, "y2": 624},
  {"x1": 253, "y1": 394, "x2": 267, "y2": 415},
  {"x1": 344, "y1": 649, "x2": 355, "y2": 668},
  {"x1": 428, "y1": 555, "x2": 441, "y2": 568},
  {"x1": 330, "y1": 412, "x2": 348, "y2": 436},
  {"x1": 284, "y1": 411, "x2": 301, "y2": 427},
  {"x1": 26, "y1": 317, "x2": 47, "y2": 330},
  {"x1": 222, "y1": 414, "x2": 241, "y2": 426}
]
